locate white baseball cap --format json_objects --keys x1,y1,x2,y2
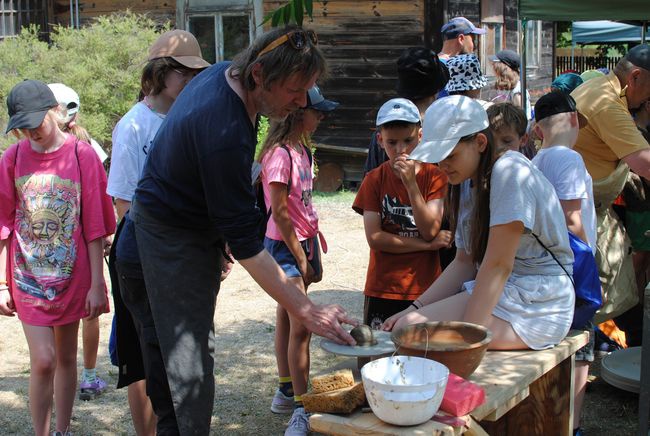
[
  {"x1": 48, "y1": 83, "x2": 80, "y2": 118},
  {"x1": 409, "y1": 95, "x2": 489, "y2": 163},
  {"x1": 376, "y1": 98, "x2": 420, "y2": 127}
]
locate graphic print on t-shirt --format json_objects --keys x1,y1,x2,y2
[
  {"x1": 14, "y1": 174, "x2": 79, "y2": 301},
  {"x1": 381, "y1": 195, "x2": 419, "y2": 238}
]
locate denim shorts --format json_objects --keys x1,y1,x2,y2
[
  {"x1": 575, "y1": 319, "x2": 595, "y2": 362},
  {"x1": 264, "y1": 236, "x2": 321, "y2": 279}
]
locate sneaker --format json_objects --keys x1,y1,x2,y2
[
  {"x1": 285, "y1": 407, "x2": 310, "y2": 436},
  {"x1": 79, "y1": 376, "x2": 107, "y2": 400},
  {"x1": 51, "y1": 432, "x2": 72, "y2": 436},
  {"x1": 271, "y1": 389, "x2": 295, "y2": 414}
]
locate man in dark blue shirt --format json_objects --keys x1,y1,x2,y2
[{"x1": 127, "y1": 27, "x2": 355, "y2": 435}]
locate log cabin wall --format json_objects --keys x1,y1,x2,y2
[
  {"x1": 264, "y1": 0, "x2": 430, "y2": 186},
  {"x1": 52, "y1": 0, "x2": 175, "y2": 27}
]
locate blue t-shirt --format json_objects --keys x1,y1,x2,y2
[{"x1": 129, "y1": 62, "x2": 263, "y2": 261}]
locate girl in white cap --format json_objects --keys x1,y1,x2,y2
[
  {"x1": 0, "y1": 79, "x2": 116, "y2": 436},
  {"x1": 48, "y1": 82, "x2": 110, "y2": 403},
  {"x1": 106, "y1": 29, "x2": 209, "y2": 436},
  {"x1": 382, "y1": 95, "x2": 575, "y2": 352},
  {"x1": 257, "y1": 84, "x2": 337, "y2": 436}
]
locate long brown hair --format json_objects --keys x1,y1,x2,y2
[
  {"x1": 445, "y1": 128, "x2": 496, "y2": 264},
  {"x1": 492, "y1": 61, "x2": 519, "y2": 91},
  {"x1": 257, "y1": 109, "x2": 311, "y2": 163}
]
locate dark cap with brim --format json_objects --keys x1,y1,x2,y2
[
  {"x1": 306, "y1": 85, "x2": 339, "y2": 112},
  {"x1": 490, "y1": 49, "x2": 521, "y2": 72},
  {"x1": 6, "y1": 79, "x2": 58, "y2": 133},
  {"x1": 534, "y1": 90, "x2": 588, "y2": 128},
  {"x1": 626, "y1": 44, "x2": 650, "y2": 71}
]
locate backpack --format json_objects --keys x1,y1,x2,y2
[
  {"x1": 252, "y1": 144, "x2": 313, "y2": 240},
  {"x1": 533, "y1": 232, "x2": 602, "y2": 329}
]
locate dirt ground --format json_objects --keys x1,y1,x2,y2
[{"x1": 0, "y1": 193, "x2": 640, "y2": 435}]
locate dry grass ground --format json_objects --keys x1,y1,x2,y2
[{"x1": 0, "y1": 193, "x2": 640, "y2": 435}]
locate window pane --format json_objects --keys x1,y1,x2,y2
[
  {"x1": 222, "y1": 15, "x2": 250, "y2": 61},
  {"x1": 525, "y1": 21, "x2": 539, "y2": 67},
  {"x1": 189, "y1": 16, "x2": 216, "y2": 65}
]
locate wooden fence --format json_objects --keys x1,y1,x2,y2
[{"x1": 555, "y1": 55, "x2": 622, "y2": 76}]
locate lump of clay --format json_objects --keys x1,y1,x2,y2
[{"x1": 350, "y1": 324, "x2": 377, "y2": 346}]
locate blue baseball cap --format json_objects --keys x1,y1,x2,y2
[
  {"x1": 441, "y1": 17, "x2": 486, "y2": 39},
  {"x1": 306, "y1": 85, "x2": 339, "y2": 112},
  {"x1": 376, "y1": 98, "x2": 420, "y2": 127}
]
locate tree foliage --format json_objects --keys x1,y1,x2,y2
[
  {"x1": 263, "y1": 0, "x2": 315, "y2": 27},
  {"x1": 0, "y1": 12, "x2": 167, "y2": 152}
]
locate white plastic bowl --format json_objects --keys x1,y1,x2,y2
[{"x1": 361, "y1": 355, "x2": 449, "y2": 426}]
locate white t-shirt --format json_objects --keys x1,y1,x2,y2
[
  {"x1": 513, "y1": 82, "x2": 532, "y2": 120},
  {"x1": 89, "y1": 138, "x2": 108, "y2": 163},
  {"x1": 532, "y1": 146, "x2": 597, "y2": 254},
  {"x1": 454, "y1": 151, "x2": 575, "y2": 349},
  {"x1": 107, "y1": 102, "x2": 165, "y2": 201}
]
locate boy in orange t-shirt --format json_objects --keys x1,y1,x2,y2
[{"x1": 353, "y1": 98, "x2": 451, "y2": 329}]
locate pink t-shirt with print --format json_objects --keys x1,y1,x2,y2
[
  {"x1": 0, "y1": 135, "x2": 116, "y2": 326},
  {"x1": 261, "y1": 144, "x2": 318, "y2": 241}
]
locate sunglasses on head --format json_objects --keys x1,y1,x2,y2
[{"x1": 257, "y1": 30, "x2": 318, "y2": 59}]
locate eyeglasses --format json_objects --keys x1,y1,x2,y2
[
  {"x1": 171, "y1": 68, "x2": 199, "y2": 79},
  {"x1": 257, "y1": 30, "x2": 318, "y2": 59}
]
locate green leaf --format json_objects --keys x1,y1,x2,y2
[
  {"x1": 305, "y1": 0, "x2": 313, "y2": 19},
  {"x1": 294, "y1": 0, "x2": 304, "y2": 26},
  {"x1": 283, "y1": 4, "x2": 292, "y2": 25},
  {"x1": 261, "y1": 11, "x2": 275, "y2": 26},
  {"x1": 272, "y1": 8, "x2": 283, "y2": 27}
]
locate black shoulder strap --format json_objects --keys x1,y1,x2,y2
[{"x1": 532, "y1": 232, "x2": 575, "y2": 287}]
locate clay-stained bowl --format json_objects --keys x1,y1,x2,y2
[{"x1": 390, "y1": 321, "x2": 492, "y2": 378}]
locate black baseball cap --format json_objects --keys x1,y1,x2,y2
[
  {"x1": 490, "y1": 50, "x2": 521, "y2": 73},
  {"x1": 6, "y1": 79, "x2": 58, "y2": 133},
  {"x1": 396, "y1": 47, "x2": 450, "y2": 100},
  {"x1": 626, "y1": 44, "x2": 650, "y2": 71},
  {"x1": 534, "y1": 90, "x2": 587, "y2": 128}
]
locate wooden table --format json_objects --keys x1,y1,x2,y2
[{"x1": 310, "y1": 330, "x2": 588, "y2": 436}]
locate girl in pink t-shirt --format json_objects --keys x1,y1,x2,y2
[
  {"x1": 0, "y1": 80, "x2": 115, "y2": 436},
  {"x1": 257, "y1": 85, "x2": 338, "y2": 430}
]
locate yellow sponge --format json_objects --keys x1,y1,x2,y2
[
  {"x1": 310, "y1": 369, "x2": 354, "y2": 394},
  {"x1": 302, "y1": 382, "x2": 366, "y2": 414}
]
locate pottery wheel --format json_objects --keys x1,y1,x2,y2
[{"x1": 320, "y1": 330, "x2": 396, "y2": 357}]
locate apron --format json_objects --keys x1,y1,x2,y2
[{"x1": 592, "y1": 160, "x2": 638, "y2": 323}]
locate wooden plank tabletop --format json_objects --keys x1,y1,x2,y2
[
  {"x1": 310, "y1": 411, "x2": 461, "y2": 435},
  {"x1": 310, "y1": 330, "x2": 588, "y2": 435},
  {"x1": 468, "y1": 330, "x2": 588, "y2": 421}
]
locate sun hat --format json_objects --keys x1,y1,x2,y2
[
  {"x1": 148, "y1": 29, "x2": 211, "y2": 69},
  {"x1": 408, "y1": 95, "x2": 489, "y2": 163},
  {"x1": 441, "y1": 17, "x2": 486, "y2": 39},
  {"x1": 396, "y1": 47, "x2": 449, "y2": 101},
  {"x1": 6, "y1": 79, "x2": 58, "y2": 133},
  {"x1": 444, "y1": 54, "x2": 488, "y2": 92},
  {"x1": 376, "y1": 98, "x2": 420, "y2": 127},
  {"x1": 534, "y1": 90, "x2": 588, "y2": 128},
  {"x1": 306, "y1": 85, "x2": 339, "y2": 112},
  {"x1": 551, "y1": 73, "x2": 583, "y2": 94},
  {"x1": 48, "y1": 83, "x2": 80, "y2": 118},
  {"x1": 490, "y1": 50, "x2": 521, "y2": 72}
]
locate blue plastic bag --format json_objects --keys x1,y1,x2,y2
[{"x1": 569, "y1": 232, "x2": 602, "y2": 329}]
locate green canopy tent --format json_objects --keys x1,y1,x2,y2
[
  {"x1": 516, "y1": 0, "x2": 649, "y2": 116},
  {"x1": 517, "y1": 3, "x2": 650, "y2": 436}
]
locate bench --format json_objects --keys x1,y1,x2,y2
[{"x1": 310, "y1": 329, "x2": 588, "y2": 436}]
